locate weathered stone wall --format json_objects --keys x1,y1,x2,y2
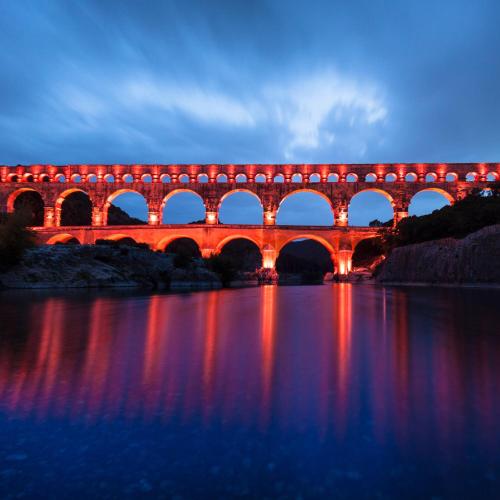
[{"x1": 377, "y1": 225, "x2": 500, "y2": 284}]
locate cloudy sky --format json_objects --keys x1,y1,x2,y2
[{"x1": 1, "y1": 0, "x2": 498, "y2": 223}]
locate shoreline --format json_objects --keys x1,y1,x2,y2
[{"x1": 2, "y1": 279, "x2": 500, "y2": 292}]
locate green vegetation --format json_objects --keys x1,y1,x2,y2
[
  {"x1": 0, "y1": 211, "x2": 36, "y2": 270},
  {"x1": 354, "y1": 186, "x2": 500, "y2": 269},
  {"x1": 391, "y1": 186, "x2": 500, "y2": 247}
]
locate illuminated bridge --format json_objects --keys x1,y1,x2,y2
[{"x1": 0, "y1": 163, "x2": 496, "y2": 274}]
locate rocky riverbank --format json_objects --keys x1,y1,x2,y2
[
  {"x1": 0, "y1": 245, "x2": 222, "y2": 290},
  {"x1": 376, "y1": 224, "x2": 500, "y2": 284}
]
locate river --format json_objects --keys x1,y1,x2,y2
[{"x1": 0, "y1": 285, "x2": 498, "y2": 498}]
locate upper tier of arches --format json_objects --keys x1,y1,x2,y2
[{"x1": 1, "y1": 163, "x2": 498, "y2": 185}]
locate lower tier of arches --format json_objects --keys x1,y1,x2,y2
[{"x1": 34, "y1": 224, "x2": 381, "y2": 276}]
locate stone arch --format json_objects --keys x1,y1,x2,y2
[
  {"x1": 161, "y1": 189, "x2": 205, "y2": 224},
  {"x1": 216, "y1": 236, "x2": 263, "y2": 271},
  {"x1": 56, "y1": 188, "x2": 93, "y2": 226},
  {"x1": 327, "y1": 173, "x2": 339, "y2": 182},
  {"x1": 487, "y1": 171, "x2": 499, "y2": 181},
  {"x1": 105, "y1": 189, "x2": 148, "y2": 225},
  {"x1": 7, "y1": 188, "x2": 41, "y2": 212},
  {"x1": 276, "y1": 236, "x2": 335, "y2": 276},
  {"x1": 351, "y1": 235, "x2": 383, "y2": 269},
  {"x1": 346, "y1": 173, "x2": 358, "y2": 182},
  {"x1": 178, "y1": 173, "x2": 190, "y2": 183},
  {"x1": 197, "y1": 173, "x2": 209, "y2": 183},
  {"x1": 409, "y1": 188, "x2": 454, "y2": 216},
  {"x1": 277, "y1": 234, "x2": 335, "y2": 255},
  {"x1": 273, "y1": 173, "x2": 284, "y2": 183},
  {"x1": 446, "y1": 172, "x2": 458, "y2": 182},
  {"x1": 157, "y1": 235, "x2": 202, "y2": 255},
  {"x1": 276, "y1": 189, "x2": 334, "y2": 225},
  {"x1": 235, "y1": 173, "x2": 248, "y2": 183},
  {"x1": 365, "y1": 173, "x2": 377, "y2": 182},
  {"x1": 309, "y1": 173, "x2": 321, "y2": 183},
  {"x1": 46, "y1": 233, "x2": 81, "y2": 245},
  {"x1": 7, "y1": 188, "x2": 45, "y2": 226},
  {"x1": 103, "y1": 234, "x2": 138, "y2": 243},
  {"x1": 291, "y1": 173, "x2": 302, "y2": 183},
  {"x1": 214, "y1": 234, "x2": 262, "y2": 255},
  {"x1": 348, "y1": 189, "x2": 394, "y2": 226},
  {"x1": 218, "y1": 189, "x2": 263, "y2": 224},
  {"x1": 405, "y1": 172, "x2": 417, "y2": 182},
  {"x1": 385, "y1": 173, "x2": 397, "y2": 182},
  {"x1": 412, "y1": 187, "x2": 454, "y2": 204},
  {"x1": 255, "y1": 173, "x2": 267, "y2": 183},
  {"x1": 425, "y1": 172, "x2": 437, "y2": 182},
  {"x1": 217, "y1": 173, "x2": 228, "y2": 183}
]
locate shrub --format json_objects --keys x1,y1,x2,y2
[{"x1": 0, "y1": 211, "x2": 36, "y2": 269}]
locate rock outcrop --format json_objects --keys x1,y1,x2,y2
[
  {"x1": 377, "y1": 224, "x2": 500, "y2": 284},
  {"x1": 0, "y1": 245, "x2": 222, "y2": 289}
]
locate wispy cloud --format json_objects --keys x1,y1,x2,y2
[{"x1": 51, "y1": 69, "x2": 387, "y2": 160}]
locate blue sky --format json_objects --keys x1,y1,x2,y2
[{"x1": 1, "y1": 1, "x2": 498, "y2": 224}]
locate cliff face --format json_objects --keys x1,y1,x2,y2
[{"x1": 377, "y1": 224, "x2": 500, "y2": 284}]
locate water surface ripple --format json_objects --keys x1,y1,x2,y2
[{"x1": 0, "y1": 285, "x2": 498, "y2": 498}]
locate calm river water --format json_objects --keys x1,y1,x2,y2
[{"x1": 0, "y1": 285, "x2": 499, "y2": 498}]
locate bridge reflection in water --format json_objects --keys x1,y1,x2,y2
[{"x1": 0, "y1": 286, "x2": 498, "y2": 497}]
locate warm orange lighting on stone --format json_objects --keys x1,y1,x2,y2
[
  {"x1": 338, "y1": 249, "x2": 353, "y2": 276},
  {"x1": 206, "y1": 212, "x2": 217, "y2": 224},
  {"x1": 262, "y1": 244, "x2": 277, "y2": 269}
]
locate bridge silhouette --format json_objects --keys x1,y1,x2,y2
[{"x1": 1, "y1": 163, "x2": 495, "y2": 274}]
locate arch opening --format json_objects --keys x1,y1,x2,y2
[
  {"x1": 348, "y1": 189, "x2": 394, "y2": 227},
  {"x1": 277, "y1": 238, "x2": 334, "y2": 283},
  {"x1": 255, "y1": 173, "x2": 267, "y2": 183},
  {"x1": 46, "y1": 234, "x2": 80, "y2": 245},
  {"x1": 352, "y1": 237, "x2": 384, "y2": 270},
  {"x1": 10, "y1": 189, "x2": 44, "y2": 226},
  {"x1": 409, "y1": 189, "x2": 453, "y2": 216},
  {"x1": 309, "y1": 173, "x2": 321, "y2": 183},
  {"x1": 58, "y1": 190, "x2": 92, "y2": 226},
  {"x1": 162, "y1": 190, "x2": 205, "y2": 224},
  {"x1": 217, "y1": 237, "x2": 263, "y2": 272},
  {"x1": 276, "y1": 191, "x2": 334, "y2": 226},
  {"x1": 106, "y1": 190, "x2": 148, "y2": 225},
  {"x1": 219, "y1": 190, "x2": 263, "y2": 224},
  {"x1": 163, "y1": 237, "x2": 201, "y2": 259}
]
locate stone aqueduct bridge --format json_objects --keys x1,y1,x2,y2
[{"x1": 0, "y1": 163, "x2": 496, "y2": 274}]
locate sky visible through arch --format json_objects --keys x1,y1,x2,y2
[{"x1": 1, "y1": 1, "x2": 498, "y2": 223}]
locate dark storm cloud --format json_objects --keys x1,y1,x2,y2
[{"x1": 2, "y1": 0, "x2": 499, "y2": 165}]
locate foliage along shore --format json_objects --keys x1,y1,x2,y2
[{"x1": 361, "y1": 184, "x2": 500, "y2": 284}]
